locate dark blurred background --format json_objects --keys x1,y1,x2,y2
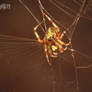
[{"x1": 0, "y1": 0, "x2": 92, "y2": 92}]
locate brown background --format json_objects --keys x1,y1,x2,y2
[{"x1": 0, "y1": 0, "x2": 92, "y2": 92}]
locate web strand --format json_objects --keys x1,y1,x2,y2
[{"x1": 18, "y1": 0, "x2": 45, "y2": 33}]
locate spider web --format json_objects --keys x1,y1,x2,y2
[
  {"x1": 0, "y1": 0, "x2": 92, "y2": 92},
  {"x1": 18, "y1": 0, "x2": 92, "y2": 92},
  {"x1": 36, "y1": 0, "x2": 92, "y2": 92},
  {"x1": 48, "y1": 0, "x2": 92, "y2": 40}
]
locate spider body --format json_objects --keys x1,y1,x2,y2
[
  {"x1": 44, "y1": 27, "x2": 59, "y2": 57},
  {"x1": 33, "y1": 13, "x2": 71, "y2": 65},
  {"x1": 43, "y1": 27, "x2": 65, "y2": 56}
]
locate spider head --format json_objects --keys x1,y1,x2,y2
[{"x1": 46, "y1": 27, "x2": 57, "y2": 39}]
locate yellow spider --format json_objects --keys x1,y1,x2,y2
[{"x1": 33, "y1": 13, "x2": 71, "y2": 65}]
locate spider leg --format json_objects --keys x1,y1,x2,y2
[
  {"x1": 43, "y1": 13, "x2": 60, "y2": 32},
  {"x1": 33, "y1": 22, "x2": 44, "y2": 44},
  {"x1": 59, "y1": 30, "x2": 71, "y2": 47},
  {"x1": 44, "y1": 44, "x2": 52, "y2": 66},
  {"x1": 60, "y1": 31, "x2": 66, "y2": 40},
  {"x1": 60, "y1": 30, "x2": 71, "y2": 44}
]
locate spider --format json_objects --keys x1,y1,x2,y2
[
  {"x1": 18, "y1": 0, "x2": 92, "y2": 67},
  {"x1": 18, "y1": 0, "x2": 88, "y2": 67},
  {"x1": 33, "y1": 12, "x2": 71, "y2": 65}
]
